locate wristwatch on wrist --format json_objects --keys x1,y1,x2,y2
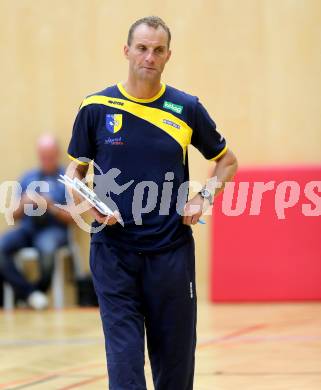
[{"x1": 198, "y1": 188, "x2": 213, "y2": 205}]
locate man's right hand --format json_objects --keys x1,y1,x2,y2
[
  {"x1": 21, "y1": 193, "x2": 38, "y2": 206},
  {"x1": 65, "y1": 161, "x2": 122, "y2": 226},
  {"x1": 89, "y1": 206, "x2": 120, "y2": 226}
]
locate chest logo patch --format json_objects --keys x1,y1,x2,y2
[
  {"x1": 163, "y1": 101, "x2": 183, "y2": 114},
  {"x1": 106, "y1": 114, "x2": 123, "y2": 133}
]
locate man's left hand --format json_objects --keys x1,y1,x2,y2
[{"x1": 182, "y1": 194, "x2": 210, "y2": 225}]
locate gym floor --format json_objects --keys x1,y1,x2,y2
[{"x1": 1, "y1": 301, "x2": 320, "y2": 389}]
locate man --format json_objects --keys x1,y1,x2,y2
[
  {"x1": 66, "y1": 16, "x2": 238, "y2": 390},
  {"x1": 0, "y1": 135, "x2": 73, "y2": 309}
]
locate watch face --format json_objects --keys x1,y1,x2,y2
[
  {"x1": 200, "y1": 188, "x2": 213, "y2": 204},
  {"x1": 202, "y1": 189, "x2": 211, "y2": 198}
]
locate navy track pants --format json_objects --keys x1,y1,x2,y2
[{"x1": 90, "y1": 238, "x2": 197, "y2": 390}]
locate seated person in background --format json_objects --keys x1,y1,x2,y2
[{"x1": 0, "y1": 134, "x2": 73, "y2": 309}]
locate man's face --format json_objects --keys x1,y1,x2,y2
[
  {"x1": 124, "y1": 24, "x2": 171, "y2": 82},
  {"x1": 38, "y1": 145, "x2": 60, "y2": 175}
]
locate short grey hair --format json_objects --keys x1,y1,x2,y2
[{"x1": 127, "y1": 16, "x2": 171, "y2": 48}]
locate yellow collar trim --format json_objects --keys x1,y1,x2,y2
[{"x1": 117, "y1": 82, "x2": 166, "y2": 103}]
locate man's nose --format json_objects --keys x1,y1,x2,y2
[{"x1": 145, "y1": 51, "x2": 155, "y2": 63}]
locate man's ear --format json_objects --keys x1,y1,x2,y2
[
  {"x1": 166, "y1": 49, "x2": 172, "y2": 63},
  {"x1": 124, "y1": 44, "x2": 129, "y2": 59}
]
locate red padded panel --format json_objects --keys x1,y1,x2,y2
[{"x1": 210, "y1": 166, "x2": 321, "y2": 302}]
